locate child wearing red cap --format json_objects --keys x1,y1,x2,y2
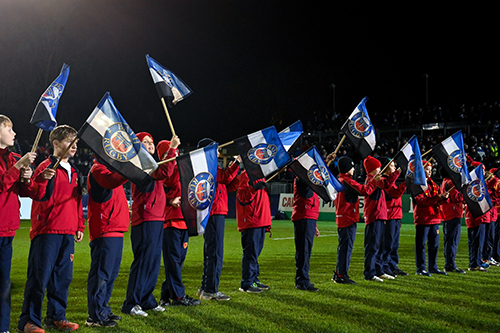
[
  {"x1": 483, "y1": 168, "x2": 500, "y2": 266},
  {"x1": 362, "y1": 156, "x2": 400, "y2": 282},
  {"x1": 490, "y1": 168, "x2": 500, "y2": 263},
  {"x1": 413, "y1": 160, "x2": 449, "y2": 276}
]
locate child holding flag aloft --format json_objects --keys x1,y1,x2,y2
[{"x1": 413, "y1": 160, "x2": 449, "y2": 277}]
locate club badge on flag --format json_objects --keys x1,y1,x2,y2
[
  {"x1": 432, "y1": 130, "x2": 470, "y2": 189},
  {"x1": 289, "y1": 146, "x2": 344, "y2": 202},
  {"x1": 394, "y1": 135, "x2": 427, "y2": 196},
  {"x1": 235, "y1": 126, "x2": 291, "y2": 184},
  {"x1": 77, "y1": 92, "x2": 158, "y2": 186},
  {"x1": 177, "y1": 143, "x2": 219, "y2": 236},
  {"x1": 146, "y1": 54, "x2": 192, "y2": 107},
  {"x1": 340, "y1": 97, "x2": 376, "y2": 159},
  {"x1": 278, "y1": 120, "x2": 303, "y2": 152},
  {"x1": 462, "y1": 164, "x2": 492, "y2": 218},
  {"x1": 30, "y1": 63, "x2": 70, "y2": 131}
]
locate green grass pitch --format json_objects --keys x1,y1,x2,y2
[{"x1": 7, "y1": 219, "x2": 500, "y2": 332}]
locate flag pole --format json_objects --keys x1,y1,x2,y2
[
  {"x1": 265, "y1": 166, "x2": 287, "y2": 183},
  {"x1": 161, "y1": 97, "x2": 176, "y2": 136},
  {"x1": 31, "y1": 128, "x2": 43, "y2": 153},
  {"x1": 421, "y1": 148, "x2": 433, "y2": 158},
  {"x1": 219, "y1": 140, "x2": 234, "y2": 149},
  {"x1": 157, "y1": 155, "x2": 177, "y2": 165},
  {"x1": 326, "y1": 135, "x2": 346, "y2": 166},
  {"x1": 52, "y1": 136, "x2": 78, "y2": 170}
]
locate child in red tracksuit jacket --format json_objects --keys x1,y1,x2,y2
[
  {"x1": 413, "y1": 160, "x2": 448, "y2": 277},
  {"x1": 86, "y1": 161, "x2": 129, "y2": 327},
  {"x1": 0, "y1": 115, "x2": 37, "y2": 333},
  {"x1": 198, "y1": 138, "x2": 241, "y2": 301},
  {"x1": 19, "y1": 125, "x2": 85, "y2": 333},
  {"x1": 440, "y1": 177, "x2": 465, "y2": 273},
  {"x1": 332, "y1": 156, "x2": 377, "y2": 284},
  {"x1": 236, "y1": 170, "x2": 271, "y2": 293},
  {"x1": 363, "y1": 156, "x2": 399, "y2": 282},
  {"x1": 489, "y1": 168, "x2": 500, "y2": 263},
  {"x1": 158, "y1": 140, "x2": 201, "y2": 307},
  {"x1": 379, "y1": 157, "x2": 408, "y2": 277},
  {"x1": 484, "y1": 171, "x2": 500, "y2": 265}
]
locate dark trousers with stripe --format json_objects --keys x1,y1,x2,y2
[
  {"x1": 442, "y1": 218, "x2": 462, "y2": 270},
  {"x1": 382, "y1": 219, "x2": 401, "y2": 274},
  {"x1": 87, "y1": 237, "x2": 123, "y2": 321},
  {"x1": 483, "y1": 220, "x2": 495, "y2": 260},
  {"x1": 468, "y1": 223, "x2": 485, "y2": 268},
  {"x1": 415, "y1": 224, "x2": 440, "y2": 273},
  {"x1": 122, "y1": 221, "x2": 163, "y2": 313},
  {"x1": 161, "y1": 227, "x2": 189, "y2": 300},
  {"x1": 336, "y1": 223, "x2": 357, "y2": 277},
  {"x1": 293, "y1": 219, "x2": 316, "y2": 288},
  {"x1": 0, "y1": 237, "x2": 13, "y2": 332},
  {"x1": 364, "y1": 220, "x2": 384, "y2": 280},
  {"x1": 18, "y1": 234, "x2": 74, "y2": 330},
  {"x1": 201, "y1": 215, "x2": 225, "y2": 294},
  {"x1": 240, "y1": 227, "x2": 266, "y2": 289}
]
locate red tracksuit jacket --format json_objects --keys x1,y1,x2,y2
[
  {"x1": 384, "y1": 179, "x2": 406, "y2": 220},
  {"x1": 87, "y1": 162, "x2": 130, "y2": 241},
  {"x1": 30, "y1": 156, "x2": 85, "y2": 240},
  {"x1": 210, "y1": 162, "x2": 239, "y2": 216},
  {"x1": 440, "y1": 178, "x2": 463, "y2": 221},
  {"x1": 291, "y1": 177, "x2": 319, "y2": 221},
  {"x1": 236, "y1": 171, "x2": 271, "y2": 231},
  {"x1": 412, "y1": 177, "x2": 443, "y2": 226},
  {"x1": 0, "y1": 148, "x2": 37, "y2": 237},
  {"x1": 334, "y1": 173, "x2": 377, "y2": 228},
  {"x1": 363, "y1": 171, "x2": 399, "y2": 225},
  {"x1": 487, "y1": 176, "x2": 500, "y2": 223}
]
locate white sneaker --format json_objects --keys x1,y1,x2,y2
[
  {"x1": 379, "y1": 273, "x2": 395, "y2": 280},
  {"x1": 130, "y1": 305, "x2": 148, "y2": 317},
  {"x1": 370, "y1": 276, "x2": 383, "y2": 282},
  {"x1": 151, "y1": 305, "x2": 165, "y2": 312}
]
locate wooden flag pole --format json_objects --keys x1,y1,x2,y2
[
  {"x1": 157, "y1": 155, "x2": 177, "y2": 166},
  {"x1": 421, "y1": 148, "x2": 433, "y2": 158},
  {"x1": 31, "y1": 128, "x2": 43, "y2": 153},
  {"x1": 265, "y1": 166, "x2": 287, "y2": 183},
  {"x1": 218, "y1": 140, "x2": 234, "y2": 149},
  {"x1": 326, "y1": 135, "x2": 346, "y2": 166},
  {"x1": 52, "y1": 136, "x2": 78, "y2": 170},
  {"x1": 161, "y1": 97, "x2": 176, "y2": 136}
]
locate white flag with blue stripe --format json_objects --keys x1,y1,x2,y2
[{"x1": 278, "y1": 120, "x2": 303, "y2": 152}]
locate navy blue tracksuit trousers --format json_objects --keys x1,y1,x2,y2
[
  {"x1": 336, "y1": 223, "x2": 357, "y2": 277},
  {"x1": 382, "y1": 219, "x2": 401, "y2": 274},
  {"x1": 0, "y1": 237, "x2": 13, "y2": 332},
  {"x1": 201, "y1": 215, "x2": 225, "y2": 294},
  {"x1": 364, "y1": 220, "x2": 384, "y2": 280},
  {"x1": 240, "y1": 227, "x2": 266, "y2": 289},
  {"x1": 18, "y1": 234, "x2": 74, "y2": 330},
  {"x1": 161, "y1": 227, "x2": 189, "y2": 300},
  {"x1": 87, "y1": 237, "x2": 123, "y2": 321},
  {"x1": 415, "y1": 224, "x2": 440, "y2": 273},
  {"x1": 468, "y1": 223, "x2": 485, "y2": 269},
  {"x1": 122, "y1": 221, "x2": 163, "y2": 313},
  {"x1": 442, "y1": 218, "x2": 461, "y2": 270},
  {"x1": 293, "y1": 219, "x2": 316, "y2": 288}
]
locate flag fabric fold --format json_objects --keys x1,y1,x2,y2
[
  {"x1": 177, "y1": 144, "x2": 219, "y2": 236},
  {"x1": 462, "y1": 164, "x2": 493, "y2": 218},
  {"x1": 234, "y1": 126, "x2": 291, "y2": 184},
  {"x1": 278, "y1": 120, "x2": 303, "y2": 152},
  {"x1": 340, "y1": 97, "x2": 376, "y2": 159},
  {"x1": 77, "y1": 92, "x2": 158, "y2": 186},
  {"x1": 432, "y1": 130, "x2": 470, "y2": 189},
  {"x1": 394, "y1": 135, "x2": 427, "y2": 197},
  {"x1": 146, "y1": 54, "x2": 192, "y2": 107},
  {"x1": 289, "y1": 146, "x2": 344, "y2": 202},
  {"x1": 30, "y1": 63, "x2": 70, "y2": 131}
]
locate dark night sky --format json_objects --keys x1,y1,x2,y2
[{"x1": 0, "y1": 1, "x2": 498, "y2": 149}]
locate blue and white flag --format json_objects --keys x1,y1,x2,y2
[
  {"x1": 146, "y1": 54, "x2": 192, "y2": 107},
  {"x1": 394, "y1": 135, "x2": 427, "y2": 197},
  {"x1": 278, "y1": 120, "x2": 303, "y2": 152},
  {"x1": 289, "y1": 146, "x2": 344, "y2": 202},
  {"x1": 462, "y1": 164, "x2": 493, "y2": 218},
  {"x1": 340, "y1": 97, "x2": 376, "y2": 159},
  {"x1": 177, "y1": 143, "x2": 219, "y2": 236},
  {"x1": 77, "y1": 92, "x2": 158, "y2": 186},
  {"x1": 30, "y1": 63, "x2": 70, "y2": 131},
  {"x1": 235, "y1": 126, "x2": 291, "y2": 184},
  {"x1": 432, "y1": 130, "x2": 470, "y2": 189}
]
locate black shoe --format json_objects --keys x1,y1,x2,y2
[
  {"x1": 85, "y1": 317, "x2": 118, "y2": 327},
  {"x1": 159, "y1": 298, "x2": 171, "y2": 307},
  {"x1": 416, "y1": 270, "x2": 431, "y2": 277},
  {"x1": 108, "y1": 313, "x2": 122, "y2": 321},
  {"x1": 171, "y1": 295, "x2": 201, "y2": 306},
  {"x1": 391, "y1": 269, "x2": 408, "y2": 276},
  {"x1": 255, "y1": 282, "x2": 269, "y2": 290},
  {"x1": 429, "y1": 269, "x2": 448, "y2": 275},
  {"x1": 295, "y1": 284, "x2": 319, "y2": 291},
  {"x1": 332, "y1": 273, "x2": 357, "y2": 284}
]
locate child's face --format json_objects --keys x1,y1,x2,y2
[
  {"x1": 0, "y1": 123, "x2": 16, "y2": 148},
  {"x1": 54, "y1": 135, "x2": 78, "y2": 158},
  {"x1": 424, "y1": 165, "x2": 432, "y2": 178},
  {"x1": 142, "y1": 136, "x2": 155, "y2": 155}
]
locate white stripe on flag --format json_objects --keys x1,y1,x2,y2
[
  {"x1": 248, "y1": 131, "x2": 278, "y2": 177},
  {"x1": 298, "y1": 152, "x2": 336, "y2": 201},
  {"x1": 149, "y1": 68, "x2": 163, "y2": 84},
  {"x1": 441, "y1": 137, "x2": 459, "y2": 154},
  {"x1": 189, "y1": 149, "x2": 210, "y2": 233}
]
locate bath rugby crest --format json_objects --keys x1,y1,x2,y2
[
  {"x1": 188, "y1": 172, "x2": 215, "y2": 210},
  {"x1": 103, "y1": 123, "x2": 141, "y2": 162},
  {"x1": 466, "y1": 179, "x2": 485, "y2": 203},
  {"x1": 447, "y1": 150, "x2": 463, "y2": 174},
  {"x1": 406, "y1": 156, "x2": 416, "y2": 179},
  {"x1": 347, "y1": 111, "x2": 373, "y2": 139},
  {"x1": 307, "y1": 164, "x2": 330, "y2": 187},
  {"x1": 248, "y1": 143, "x2": 278, "y2": 165}
]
